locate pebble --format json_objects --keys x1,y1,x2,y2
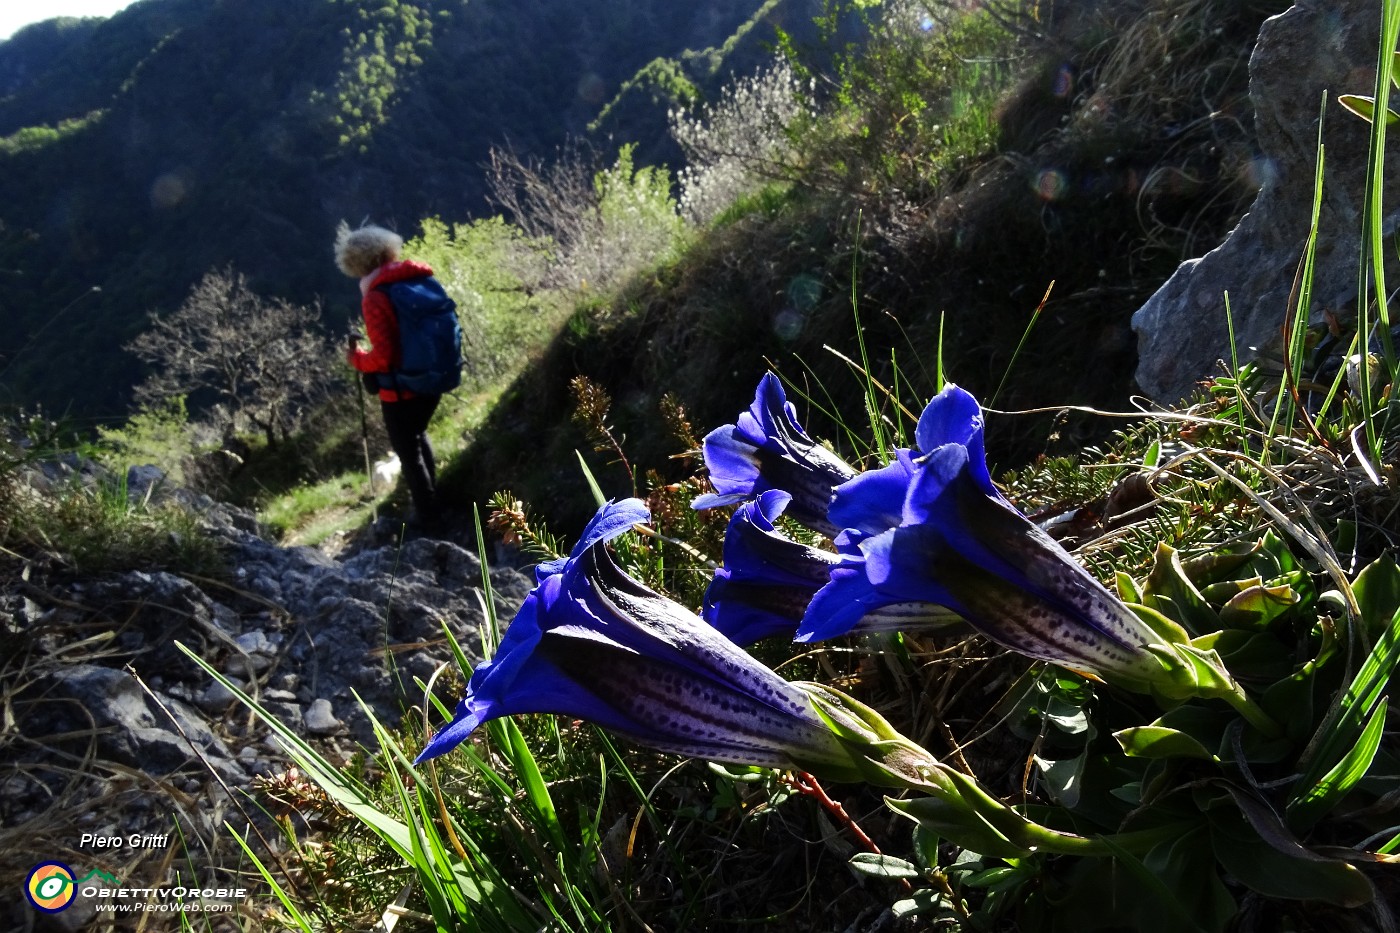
[{"x1": 303, "y1": 699, "x2": 343, "y2": 736}]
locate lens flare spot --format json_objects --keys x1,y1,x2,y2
[
  {"x1": 576, "y1": 72, "x2": 606, "y2": 105},
  {"x1": 150, "y1": 172, "x2": 189, "y2": 210},
  {"x1": 1033, "y1": 169, "x2": 1068, "y2": 201},
  {"x1": 786, "y1": 274, "x2": 822, "y2": 311},
  {"x1": 1052, "y1": 63, "x2": 1074, "y2": 99},
  {"x1": 773, "y1": 307, "x2": 805, "y2": 342}
]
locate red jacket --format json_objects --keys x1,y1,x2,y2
[{"x1": 350, "y1": 259, "x2": 436, "y2": 402}]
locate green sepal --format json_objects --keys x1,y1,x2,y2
[
  {"x1": 1144, "y1": 642, "x2": 1238, "y2": 701},
  {"x1": 1126, "y1": 602, "x2": 1192, "y2": 645},
  {"x1": 799, "y1": 681, "x2": 947, "y2": 791},
  {"x1": 887, "y1": 795, "x2": 1035, "y2": 860}
]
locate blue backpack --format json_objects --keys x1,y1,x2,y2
[{"x1": 374, "y1": 277, "x2": 463, "y2": 395}]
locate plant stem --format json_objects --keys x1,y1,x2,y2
[{"x1": 1224, "y1": 689, "x2": 1284, "y2": 738}]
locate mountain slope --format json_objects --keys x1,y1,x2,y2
[{"x1": 0, "y1": 0, "x2": 807, "y2": 420}]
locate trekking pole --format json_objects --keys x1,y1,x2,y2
[{"x1": 348, "y1": 331, "x2": 378, "y2": 517}]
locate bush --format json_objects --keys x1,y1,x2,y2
[{"x1": 669, "y1": 56, "x2": 811, "y2": 225}]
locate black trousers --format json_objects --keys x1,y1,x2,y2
[{"x1": 381, "y1": 394, "x2": 441, "y2": 515}]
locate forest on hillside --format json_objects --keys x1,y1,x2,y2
[{"x1": 0, "y1": 0, "x2": 817, "y2": 420}]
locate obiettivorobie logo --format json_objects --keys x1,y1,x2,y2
[
  {"x1": 23, "y1": 862, "x2": 247, "y2": 916},
  {"x1": 24, "y1": 863, "x2": 121, "y2": 913}
]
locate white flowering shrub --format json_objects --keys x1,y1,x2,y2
[
  {"x1": 668, "y1": 57, "x2": 813, "y2": 225},
  {"x1": 488, "y1": 142, "x2": 684, "y2": 293}
]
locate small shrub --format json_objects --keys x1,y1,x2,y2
[{"x1": 669, "y1": 56, "x2": 811, "y2": 225}]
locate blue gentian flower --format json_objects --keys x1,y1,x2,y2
[
  {"x1": 703, "y1": 490, "x2": 843, "y2": 645},
  {"x1": 417, "y1": 499, "x2": 874, "y2": 778},
  {"x1": 704, "y1": 489, "x2": 959, "y2": 645},
  {"x1": 693, "y1": 373, "x2": 857, "y2": 537},
  {"x1": 798, "y1": 384, "x2": 1183, "y2": 693}
]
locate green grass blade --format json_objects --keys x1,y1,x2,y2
[
  {"x1": 1290, "y1": 600, "x2": 1400, "y2": 829},
  {"x1": 1287, "y1": 697, "x2": 1389, "y2": 832},
  {"x1": 576, "y1": 449, "x2": 608, "y2": 508},
  {"x1": 223, "y1": 824, "x2": 317, "y2": 932},
  {"x1": 492, "y1": 716, "x2": 568, "y2": 852},
  {"x1": 473, "y1": 503, "x2": 501, "y2": 652},
  {"x1": 991, "y1": 280, "x2": 1052, "y2": 408},
  {"x1": 176, "y1": 643, "x2": 417, "y2": 857}
]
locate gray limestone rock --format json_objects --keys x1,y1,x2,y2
[{"x1": 1132, "y1": 0, "x2": 1400, "y2": 402}]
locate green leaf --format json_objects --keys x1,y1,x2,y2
[
  {"x1": 1211, "y1": 792, "x2": 1374, "y2": 907},
  {"x1": 1352, "y1": 553, "x2": 1400, "y2": 643},
  {"x1": 1338, "y1": 93, "x2": 1400, "y2": 125},
  {"x1": 912, "y1": 824, "x2": 941, "y2": 872},
  {"x1": 1034, "y1": 746, "x2": 1089, "y2": 807},
  {"x1": 962, "y1": 866, "x2": 1021, "y2": 888},
  {"x1": 848, "y1": 852, "x2": 921, "y2": 879},
  {"x1": 1287, "y1": 697, "x2": 1389, "y2": 832},
  {"x1": 493, "y1": 716, "x2": 567, "y2": 852},
  {"x1": 1114, "y1": 726, "x2": 1217, "y2": 761},
  {"x1": 1189, "y1": 629, "x2": 1293, "y2": 681},
  {"x1": 1180, "y1": 548, "x2": 1258, "y2": 587},
  {"x1": 1293, "y1": 598, "x2": 1400, "y2": 824},
  {"x1": 890, "y1": 889, "x2": 961, "y2": 921},
  {"x1": 1140, "y1": 829, "x2": 1236, "y2": 933},
  {"x1": 1216, "y1": 580, "x2": 1299, "y2": 629},
  {"x1": 1143, "y1": 544, "x2": 1220, "y2": 635}
]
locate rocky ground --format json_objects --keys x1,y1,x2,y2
[{"x1": 2, "y1": 471, "x2": 532, "y2": 931}]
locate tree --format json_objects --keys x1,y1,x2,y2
[{"x1": 126, "y1": 267, "x2": 337, "y2": 446}]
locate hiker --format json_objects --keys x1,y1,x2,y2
[{"x1": 335, "y1": 223, "x2": 462, "y2": 533}]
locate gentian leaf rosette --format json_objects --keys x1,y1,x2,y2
[
  {"x1": 800, "y1": 384, "x2": 1252, "y2": 706},
  {"x1": 704, "y1": 488, "x2": 961, "y2": 645},
  {"x1": 693, "y1": 372, "x2": 857, "y2": 537},
  {"x1": 418, "y1": 498, "x2": 924, "y2": 782}
]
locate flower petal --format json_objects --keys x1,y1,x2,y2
[
  {"x1": 914, "y1": 383, "x2": 995, "y2": 496},
  {"x1": 537, "y1": 497, "x2": 650, "y2": 579},
  {"x1": 828, "y1": 451, "x2": 917, "y2": 537},
  {"x1": 693, "y1": 373, "x2": 857, "y2": 536}
]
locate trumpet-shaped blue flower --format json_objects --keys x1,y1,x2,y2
[
  {"x1": 705, "y1": 489, "x2": 960, "y2": 645},
  {"x1": 417, "y1": 499, "x2": 874, "y2": 778},
  {"x1": 693, "y1": 372, "x2": 857, "y2": 537},
  {"x1": 798, "y1": 384, "x2": 1190, "y2": 695},
  {"x1": 703, "y1": 490, "x2": 842, "y2": 645}
]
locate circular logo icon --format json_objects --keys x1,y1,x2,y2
[{"x1": 25, "y1": 862, "x2": 76, "y2": 913}]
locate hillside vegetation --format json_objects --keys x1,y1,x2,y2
[{"x1": 0, "y1": 0, "x2": 814, "y2": 420}]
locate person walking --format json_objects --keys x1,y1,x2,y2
[{"x1": 335, "y1": 222, "x2": 459, "y2": 534}]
